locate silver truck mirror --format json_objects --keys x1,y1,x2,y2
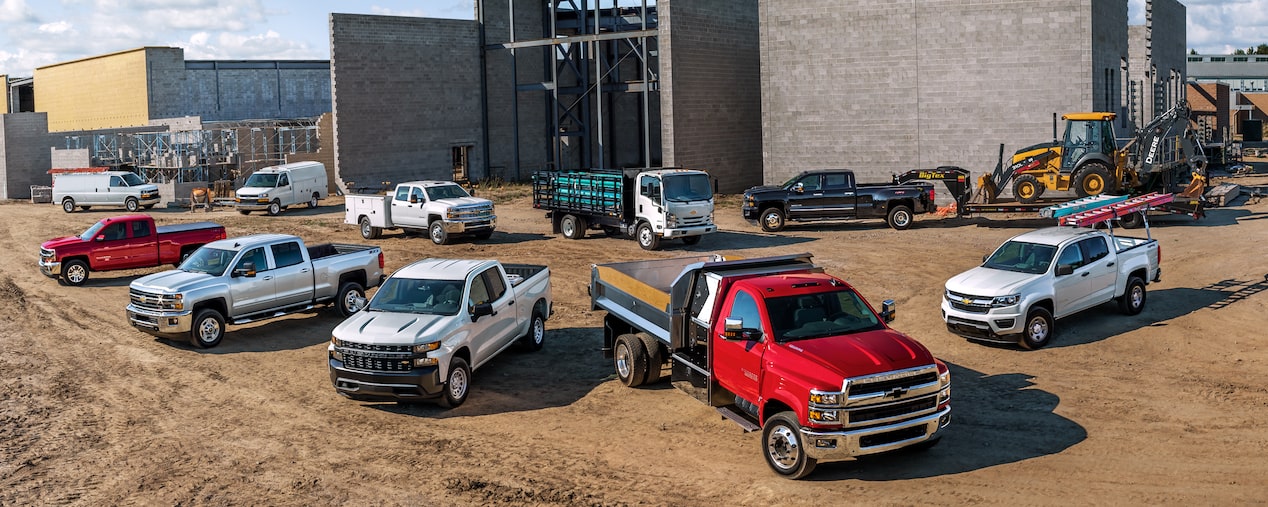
[
  {"x1": 232, "y1": 262, "x2": 257, "y2": 278},
  {"x1": 880, "y1": 299, "x2": 896, "y2": 323},
  {"x1": 793, "y1": 183, "x2": 804, "y2": 193}
]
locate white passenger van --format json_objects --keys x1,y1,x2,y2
[
  {"x1": 53, "y1": 171, "x2": 161, "y2": 213},
  {"x1": 235, "y1": 161, "x2": 329, "y2": 216}
]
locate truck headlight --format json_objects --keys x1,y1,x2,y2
[
  {"x1": 808, "y1": 408, "x2": 840, "y2": 424},
  {"x1": 329, "y1": 336, "x2": 343, "y2": 361},
  {"x1": 166, "y1": 294, "x2": 183, "y2": 311},
  {"x1": 936, "y1": 359, "x2": 951, "y2": 405},
  {"x1": 446, "y1": 208, "x2": 458, "y2": 220},
  {"x1": 809, "y1": 390, "x2": 841, "y2": 406},
  {"x1": 413, "y1": 342, "x2": 440, "y2": 367},
  {"x1": 991, "y1": 294, "x2": 1021, "y2": 307},
  {"x1": 666, "y1": 213, "x2": 678, "y2": 228},
  {"x1": 260, "y1": 192, "x2": 269, "y2": 199}
]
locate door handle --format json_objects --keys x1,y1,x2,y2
[
  {"x1": 1081, "y1": 273, "x2": 1088, "y2": 277},
  {"x1": 1106, "y1": 262, "x2": 1115, "y2": 267},
  {"x1": 301, "y1": 269, "x2": 310, "y2": 273},
  {"x1": 507, "y1": 300, "x2": 515, "y2": 305}
]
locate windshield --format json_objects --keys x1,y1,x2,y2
[
  {"x1": 244, "y1": 173, "x2": 279, "y2": 188},
  {"x1": 179, "y1": 247, "x2": 236, "y2": 276},
  {"x1": 368, "y1": 277, "x2": 465, "y2": 315},
  {"x1": 767, "y1": 289, "x2": 883, "y2": 342},
  {"x1": 425, "y1": 184, "x2": 471, "y2": 201},
  {"x1": 79, "y1": 221, "x2": 107, "y2": 241},
  {"x1": 662, "y1": 174, "x2": 712, "y2": 202},
  {"x1": 983, "y1": 241, "x2": 1056, "y2": 274},
  {"x1": 121, "y1": 173, "x2": 146, "y2": 186}
]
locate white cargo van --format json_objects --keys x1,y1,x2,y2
[
  {"x1": 235, "y1": 161, "x2": 329, "y2": 216},
  {"x1": 53, "y1": 171, "x2": 161, "y2": 213}
]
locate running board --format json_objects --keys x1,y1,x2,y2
[
  {"x1": 231, "y1": 304, "x2": 316, "y2": 325},
  {"x1": 717, "y1": 405, "x2": 761, "y2": 432}
]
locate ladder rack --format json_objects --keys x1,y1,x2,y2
[
  {"x1": 1058, "y1": 193, "x2": 1174, "y2": 227},
  {"x1": 1039, "y1": 194, "x2": 1131, "y2": 218}
]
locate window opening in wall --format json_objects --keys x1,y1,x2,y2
[
  {"x1": 1188, "y1": 57, "x2": 1202, "y2": 62},
  {"x1": 452, "y1": 145, "x2": 472, "y2": 184},
  {"x1": 1211, "y1": 57, "x2": 1226, "y2": 62},
  {"x1": 1235, "y1": 57, "x2": 1248, "y2": 62}
]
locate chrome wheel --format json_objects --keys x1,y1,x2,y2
[
  {"x1": 615, "y1": 341, "x2": 632, "y2": 380},
  {"x1": 531, "y1": 316, "x2": 544, "y2": 346},
  {"x1": 1026, "y1": 316, "x2": 1049, "y2": 342},
  {"x1": 1130, "y1": 285, "x2": 1144, "y2": 309},
  {"x1": 197, "y1": 318, "x2": 221, "y2": 344},
  {"x1": 765, "y1": 424, "x2": 801, "y2": 471},
  {"x1": 65, "y1": 264, "x2": 87, "y2": 284}
]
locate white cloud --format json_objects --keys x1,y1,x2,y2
[
  {"x1": 37, "y1": 21, "x2": 73, "y2": 35},
  {"x1": 179, "y1": 29, "x2": 320, "y2": 60},
  {"x1": 0, "y1": 0, "x2": 37, "y2": 23},
  {"x1": 369, "y1": 6, "x2": 425, "y2": 18}
]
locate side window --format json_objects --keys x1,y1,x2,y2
[
  {"x1": 102, "y1": 223, "x2": 127, "y2": 241},
  {"x1": 1080, "y1": 237, "x2": 1110, "y2": 263},
  {"x1": 482, "y1": 268, "x2": 507, "y2": 302},
  {"x1": 269, "y1": 241, "x2": 304, "y2": 268},
  {"x1": 110, "y1": 175, "x2": 124, "y2": 187},
  {"x1": 394, "y1": 186, "x2": 410, "y2": 202},
  {"x1": 824, "y1": 173, "x2": 849, "y2": 189},
  {"x1": 411, "y1": 187, "x2": 426, "y2": 202},
  {"x1": 727, "y1": 289, "x2": 766, "y2": 337},
  {"x1": 235, "y1": 247, "x2": 268, "y2": 271},
  {"x1": 798, "y1": 175, "x2": 822, "y2": 191},
  {"x1": 468, "y1": 274, "x2": 491, "y2": 306},
  {"x1": 1056, "y1": 244, "x2": 1085, "y2": 270},
  {"x1": 640, "y1": 178, "x2": 661, "y2": 203},
  {"x1": 130, "y1": 220, "x2": 151, "y2": 238},
  {"x1": 278, "y1": 174, "x2": 289, "y2": 187}
]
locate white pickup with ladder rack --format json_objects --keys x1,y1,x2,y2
[{"x1": 1057, "y1": 192, "x2": 1174, "y2": 227}]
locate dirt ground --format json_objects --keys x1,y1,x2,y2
[{"x1": 3, "y1": 174, "x2": 1267, "y2": 506}]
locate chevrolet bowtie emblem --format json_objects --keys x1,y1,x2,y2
[{"x1": 961, "y1": 298, "x2": 971, "y2": 304}]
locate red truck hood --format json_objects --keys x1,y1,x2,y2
[
  {"x1": 780, "y1": 328, "x2": 934, "y2": 379},
  {"x1": 42, "y1": 235, "x2": 87, "y2": 252}
]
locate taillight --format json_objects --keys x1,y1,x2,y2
[
  {"x1": 378, "y1": 251, "x2": 385, "y2": 269},
  {"x1": 1157, "y1": 244, "x2": 1161, "y2": 265},
  {"x1": 928, "y1": 188, "x2": 936, "y2": 202}
]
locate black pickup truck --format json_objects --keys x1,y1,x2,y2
[{"x1": 742, "y1": 170, "x2": 937, "y2": 231}]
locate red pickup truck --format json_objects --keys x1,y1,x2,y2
[{"x1": 40, "y1": 215, "x2": 226, "y2": 286}]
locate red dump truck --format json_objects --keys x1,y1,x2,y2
[
  {"x1": 591, "y1": 253, "x2": 950, "y2": 478},
  {"x1": 40, "y1": 215, "x2": 226, "y2": 286}
]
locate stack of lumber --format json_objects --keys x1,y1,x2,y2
[{"x1": 1205, "y1": 183, "x2": 1241, "y2": 207}]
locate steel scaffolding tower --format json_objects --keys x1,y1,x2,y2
[{"x1": 483, "y1": 0, "x2": 658, "y2": 173}]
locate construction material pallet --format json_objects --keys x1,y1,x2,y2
[{"x1": 1058, "y1": 192, "x2": 1174, "y2": 227}]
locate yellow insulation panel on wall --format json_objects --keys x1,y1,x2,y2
[
  {"x1": 1, "y1": 74, "x2": 8, "y2": 114},
  {"x1": 35, "y1": 48, "x2": 150, "y2": 132}
]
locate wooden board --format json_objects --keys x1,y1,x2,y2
[{"x1": 1204, "y1": 183, "x2": 1241, "y2": 207}]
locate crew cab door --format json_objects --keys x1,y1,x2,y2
[
  {"x1": 390, "y1": 185, "x2": 427, "y2": 228},
  {"x1": 269, "y1": 240, "x2": 315, "y2": 307},
  {"x1": 1076, "y1": 236, "x2": 1116, "y2": 305},
  {"x1": 227, "y1": 247, "x2": 276, "y2": 316},
  {"x1": 467, "y1": 267, "x2": 518, "y2": 367},
  {"x1": 126, "y1": 219, "x2": 159, "y2": 268},
  {"x1": 1052, "y1": 242, "x2": 1093, "y2": 317},
  {"x1": 821, "y1": 172, "x2": 857, "y2": 217},
  {"x1": 90, "y1": 221, "x2": 132, "y2": 270},
  {"x1": 711, "y1": 288, "x2": 767, "y2": 405},
  {"x1": 786, "y1": 173, "x2": 825, "y2": 218}
]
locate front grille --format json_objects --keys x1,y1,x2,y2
[
  {"x1": 946, "y1": 290, "x2": 992, "y2": 313},
  {"x1": 677, "y1": 215, "x2": 711, "y2": 227},
  {"x1": 859, "y1": 425, "x2": 926, "y2": 448},
  {"x1": 337, "y1": 341, "x2": 412, "y2": 353},
  {"x1": 849, "y1": 396, "x2": 937, "y2": 424},
  {"x1": 453, "y1": 204, "x2": 494, "y2": 220},
  {"x1": 849, "y1": 371, "x2": 939, "y2": 397},
  {"x1": 129, "y1": 289, "x2": 174, "y2": 312},
  {"x1": 341, "y1": 351, "x2": 413, "y2": 372}
]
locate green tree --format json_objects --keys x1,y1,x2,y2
[
  {"x1": 1236, "y1": 48, "x2": 1247, "y2": 55},
  {"x1": 1190, "y1": 48, "x2": 1198, "y2": 55},
  {"x1": 1257, "y1": 44, "x2": 1268, "y2": 54}
]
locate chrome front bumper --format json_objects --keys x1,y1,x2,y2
[
  {"x1": 941, "y1": 299, "x2": 1025, "y2": 342},
  {"x1": 800, "y1": 406, "x2": 951, "y2": 461},
  {"x1": 661, "y1": 224, "x2": 716, "y2": 238},
  {"x1": 442, "y1": 215, "x2": 497, "y2": 234},
  {"x1": 39, "y1": 258, "x2": 61, "y2": 277},
  {"x1": 126, "y1": 305, "x2": 193, "y2": 336}
]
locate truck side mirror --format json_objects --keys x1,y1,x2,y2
[
  {"x1": 232, "y1": 262, "x2": 256, "y2": 278},
  {"x1": 880, "y1": 299, "x2": 896, "y2": 323},
  {"x1": 471, "y1": 302, "x2": 495, "y2": 322},
  {"x1": 722, "y1": 317, "x2": 761, "y2": 341},
  {"x1": 409, "y1": 195, "x2": 419, "y2": 204},
  {"x1": 1056, "y1": 264, "x2": 1074, "y2": 276},
  {"x1": 792, "y1": 183, "x2": 804, "y2": 194},
  {"x1": 95, "y1": 235, "x2": 106, "y2": 242}
]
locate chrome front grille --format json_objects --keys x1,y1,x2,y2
[
  {"x1": 840, "y1": 366, "x2": 942, "y2": 428},
  {"x1": 453, "y1": 204, "x2": 494, "y2": 220},
  {"x1": 129, "y1": 289, "x2": 174, "y2": 312},
  {"x1": 946, "y1": 290, "x2": 992, "y2": 314}
]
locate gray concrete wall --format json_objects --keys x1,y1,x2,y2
[
  {"x1": 0, "y1": 113, "x2": 56, "y2": 198},
  {"x1": 760, "y1": 0, "x2": 1102, "y2": 189},
  {"x1": 329, "y1": 14, "x2": 484, "y2": 191},
  {"x1": 179, "y1": 63, "x2": 332, "y2": 122},
  {"x1": 1127, "y1": 0, "x2": 1187, "y2": 125},
  {"x1": 146, "y1": 47, "x2": 190, "y2": 122},
  {"x1": 50, "y1": 147, "x2": 89, "y2": 169},
  {"x1": 1092, "y1": 0, "x2": 1128, "y2": 117},
  {"x1": 483, "y1": 1, "x2": 549, "y2": 180},
  {"x1": 661, "y1": 0, "x2": 761, "y2": 193}
]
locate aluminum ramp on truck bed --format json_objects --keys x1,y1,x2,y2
[
  {"x1": 1038, "y1": 194, "x2": 1130, "y2": 218},
  {"x1": 1058, "y1": 192, "x2": 1174, "y2": 227}
]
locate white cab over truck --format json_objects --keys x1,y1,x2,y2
[
  {"x1": 942, "y1": 197, "x2": 1164, "y2": 349},
  {"x1": 127, "y1": 233, "x2": 385, "y2": 348},
  {"x1": 328, "y1": 258, "x2": 551, "y2": 407},
  {"x1": 345, "y1": 181, "x2": 496, "y2": 245},
  {"x1": 235, "y1": 161, "x2": 329, "y2": 216}
]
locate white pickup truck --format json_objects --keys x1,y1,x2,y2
[
  {"x1": 127, "y1": 234, "x2": 385, "y2": 348},
  {"x1": 328, "y1": 258, "x2": 551, "y2": 407},
  {"x1": 942, "y1": 225, "x2": 1160, "y2": 349},
  {"x1": 345, "y1": 181, "x2": 496, "y2": 245}
]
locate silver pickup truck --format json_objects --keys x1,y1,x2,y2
[
  {"x1": 127, "y1": 233, "x2": 385, "y2": 348},
  {"x1": 329, "y1": 258, "x2": 550, "y2": 408}
]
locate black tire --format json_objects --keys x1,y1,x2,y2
[
  {"x1": 636, "y1": 222, "x2": 660, "y2": 251},
  {"x1": 762, "y1": 411, "x2": 817, "y2": 479},
  {"x1": 335, "y1": 282, "x2": 365, "y2": 317},
  {"x1": 760, "y1": 207, "x2": 785, "y2": 232},
  {"x1": 189, "y1": 308, "x2": 225, "y2": 349},
  {"x1": 638, "y1": 334, "x2": 664, "y2": 384},
  {"x1": 1119, "y1": 211, "x2": 1145, "y2": 229},
  {"x1": 560, "y1": 214, "x2": 586, "y2": 240},
  {"x1": 1074, "y1": 162, "x2": 1113, "y2": 198},
  {"x1": 359, "y1": 217, "x2": 382, "y2": 240},
  {"x1": 475, "y1": 230, "x2": 494, "y2": 240},
  {"x1": 239, "y1": 210, "x2": 250, "y2": 215},
  {"x1": 681, "y1": 235, "x2": 702, "y2": 246},
  {"x1": 62, "y1": 198, "x2": 76, "y2": 213},
  {"x1": 308, "y1": 193, "x2": 320, "y2": 208},
  {"x1": 1018, "y1": 307, "x2": 1054, "y2": 350},
  {"x1": 1013, "y1": 174, "x2": 1044, "y2": 204},
  {"x1": 429, "y1": 220, "x2": 449, "y2": 245},
  {"x1": 439, "y1": 357, "x2": 471, "y2": 408},
  {"x1": 267, "y1": 200, "x2": 282, "y2": 216},
  {"x1": 887, "y1": 205, "x2": 914, "y2": 230},
  {"x1": 125, "y1": 197, "x2": 139, "y2": 212},
  {"x1": 61, "y1": 259, "x2": 89, "y2": 286},
  {"x1": 614, "y1": 334, "x2": 649, "y2": 387},
  {"x1": 518, "y1": 311, "x2": 546, "y2": 352},
  {"x1": 1118, "y1": 277, "x2": 1147, "y2": 315}
]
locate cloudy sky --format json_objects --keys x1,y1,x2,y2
[{"x1": 0, "y1": 0, "x2": 1262, "y2": 77}]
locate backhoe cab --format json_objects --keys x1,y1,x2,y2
[{"x1": 998, "y1": 112, "x2": 1120, "y2": 204}]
